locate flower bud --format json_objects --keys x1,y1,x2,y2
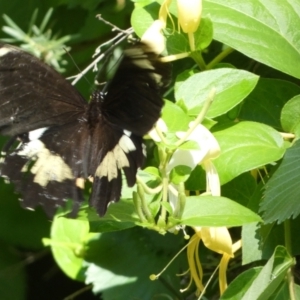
[{"x1": 177, "y1": 0, "x2": 202, "y2": 33}]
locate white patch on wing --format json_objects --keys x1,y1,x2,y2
[
  {"x1": 76, "y1": 177, "x2": 85, "y2": 189},
  {"x1": 19, "y1": 139, "x2": 73, "y2": 186},
  {"x1": 133, "y1": 58, "x2": 154, "y2": 71},
  {"x1": 123, "y1": 129, "x2": 132, "y2": 137},
  {"x1": 142, "y1": 143, "x2": 147, "y2": 157},
  {"x1": 0, "y1": 47, "x2": 15, "y2": 57},
  {"x1": 151, "y1": 72, "x2": 163, "y2": 85},
  {"x1": 96, "y1": 151, "x2": 118, "y2": 181},
  {"x1": 95, "y1": 135, "x2": 136, "y2": 181},
  {"x1": 119, "y1": 134, "x2": 136, "y2": 153},
  {"x1": 125, "y1": 48, "x2": 155, "y2": 70},
  {"x1": 28, "y1": 127, "x2": 49, "y2": 141}
]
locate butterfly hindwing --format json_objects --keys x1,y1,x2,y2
[
  {"x1": 0, "y1": 42, "x2": 169, "y2": 217},
  {"x1": 0, "y1": 124, "x2": 85, "y2": 215}
]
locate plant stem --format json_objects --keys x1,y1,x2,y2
[
  {"x1": 206, "y1": 47, "x2": 234, "y2": 70},
  {"x1": 175, "y1": 88, "x2": 215, "y2": 147},
  {"x1": 284, "y1": 219, "x2": 292, "y2": 253},
  {"x1": 138, "y1": 183, "x2": 155, "y2": 223},
  {"x1": 158, "y1": 173, "x2": 168, "y2": 228},
  {"x1": 284, "y1": 219, "x2": 296, "y2": 300},
  {"x1": 287, "y1": 268, "x2": 296, "y2": 300},
  {"x1": 190, "y1": 51, "x2": 206, "y2": 70},
  {"x1": 188, "y1": 32, "x2": 195, "y2": 51},
  {"x1": 155, "y1": 123, "x2": 168, "y2": 144},
  {"x1": 136, "y1": 176, "x2": 162, "y2": 194},
  {"x1": 132, "y1": 191, "x2": 147, "y2": 222}
]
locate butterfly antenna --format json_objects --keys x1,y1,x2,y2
[
  {"x1": 63, "y1": 47, "x2": 92, "y2": 86},
  {"x1": 70, "y1": 30, "x2": 133, "y2": 86}
]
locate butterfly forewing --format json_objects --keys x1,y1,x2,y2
[
  {"x1": 0, "y1": 42, "x2": 169, "y2": 217},
  {"x1": 0, "y1": 44, "x2": 86, "y2": 136},
  {"x1": 99, "y1": 43, "x2": 171, "y2": 136}
]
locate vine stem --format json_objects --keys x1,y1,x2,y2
[
  {"x1": 158, "y1": 173, "x2": 169, "y2": 227},
  {"x1": 287, "y1": 269, "x2": 296, "y2": 300},
  {"x1": 206, "y1": 47, "x2": 234, "y2": 70},
  {"x1": 190, "y1": 51, "x2": 206, "y2": 70},
  {"x1": 284, "y1": 219, "x2": 296, "y2": 300},
  {"x1": 175, "y1": 88, "x2": 216, "y2": 147}
]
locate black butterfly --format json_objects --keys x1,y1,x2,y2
[{"x1": 0, "y1": 42, "x2": 170, "y2": 217}]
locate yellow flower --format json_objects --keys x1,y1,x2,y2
[
  {"x1": 159, "y1": 0, "x2": 173, "y2": 27},
  {"x1": 184, "y1": 227, "x2": 242, "y2": 296},
  {"x1": 177, "y1": 0, "x2": 202, "y2": 33},
  {"x1": 177, "y1": 0, "x2": 202, "y2": 51}
]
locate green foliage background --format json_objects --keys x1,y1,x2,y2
[{"x1": 1, "y1": 0, "x2": 300, "y2": 300}]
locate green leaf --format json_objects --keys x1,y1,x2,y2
[
  {"x1": 131, "y1": 2, "x2": 160, "y2": 37},
  {"x1": 281, "y1": 95, "x2": 300, "y2": 137},
  {"x1": 175, "y1": 68, "x2": 259, "y2": 117},
  {"x1": 141, "y1": 167, "x2": 161, "y2": 180},
  {"x1": 241, "y1": 182, "x2": 265, "y2": 264},
  {"x1": 252, "y1": 246, "x2": 294, "y2": 300},
  {"x1": 242, "y1": 223, "x2": 262, "y2": 265},
  {"x1": 43, "y1": 217, "x2": 90, "y2": 280},
  {"x1": 0, "y1": 242, "x2": 26, "y2": 300},
  {"x1": 162, "y1": 100, "x2": 191, "y2": 132},
  {"x1": 261, "y1": 139, "x2": 300, "y2": 223},
  {"x1": 88, "y1": 199, "x2": 139, "y2": 232},
  {"x1": 268, "y1": 282, "x2": 300, "y2": 300},
  {"x1": 222, "y1": 173, "x2": 257, "y2": 207},
  {"x1": 178, "y1": 140, "x2": 201, "y2": 151},
  {"x1": 194, "y1": 17, "x2": 214, "y2": 51},
  {"x1": 257, "y1": 215, "x2": 300, "y2": 260},
  {"x1": 84, "y1": 227, "x2": 185, "y2": 299},
  {"x1": 160, "y1": 201, "x2": 174, "y2": 215},
  {"x1": 203, "y1": 0, "x2": 300, "y2": 78},
  {"x1": 2, "y1": 14, "x2": 23, "y2": 30},
  {"x1": 175, "y1": 69, "x2": 197, "y2": 94},
  {"x1": 221, "y1": 267, "x2": 262, "y2": 300},
  {"x1": 221, "y1": 246, "x2": 294, "y2": 300},
  {"x1": 170, "y1": 165, "x2": 192, "y2": 184},
  {"x1": 164, "y1": 31, "x2": 189, "y2": 54},
  {"x1": 133, "y1": 0, "x2": 158, "y2": 8},
  {"x1": 158, "y1": 17, "x2": 213, "y2": 54},
  {"x1": 2, "y1": 25, "x2": 26, "y2": 41},
  {"x1": 173, "y1": 195, "x2": 261, "y2": 227},
  {"x1": 0, "y1": 179, "x2": 50, "y2": 249},
  {"x1": 213, "y1": 121, "x2": 286, "y2": 184},
  {"x1": 185, "y1": 165, "x2": 206, "y2": 191},
  {"x1": 240, "y1": 79, "x2": 300, "y2": 130}
]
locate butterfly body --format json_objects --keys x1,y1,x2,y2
[{"x1": 0, "y1": 42, "x2": 169, "y2": 216}]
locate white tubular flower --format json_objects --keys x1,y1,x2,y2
[
  {"x1": 148, "y1": 118, "x2": 168, "y2": 142},
  {"x1": 168, "y1": 122, "x2": 220, "y2": 172},
  {"x1": 141, "y1": 0, "x2": 173, "y2": 54},
  {"x1": 203, "y1": 160, "x2": 220, "y2": 196},
  {"x1": 141, "y1": 20, "x2": 166, "y2": 54},
  {"x1": 167, "y1": 123, "x2": 220, "y2": 212}
]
